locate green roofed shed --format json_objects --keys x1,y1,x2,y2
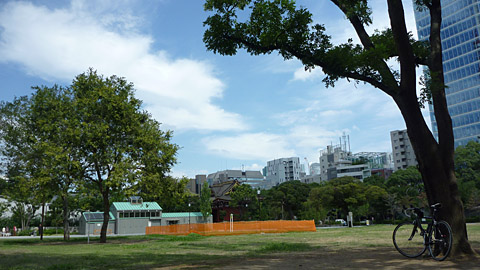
[{"x1": 112, "y1": 202, "x2": 162, "y2": 211}]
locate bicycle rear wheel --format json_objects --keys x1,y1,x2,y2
[
  {"x1": 393, "y1": 222, "x2": 426, "y2": 258},
  {"x1": 428, "y1": 220, "x2": 452, "y2": 261}
]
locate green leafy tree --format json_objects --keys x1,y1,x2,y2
[
  {"x1": 316, "y1": 177, "x2": 366, "y2": 217},
  {"x1": 1, "y1": 85, "x2": 87, "y2": 240},
  {"x1": 203, "y1": 0, "x2": 474, "y2": 255},
  {"x1": 139, "y1": 176, "x2": 191, "y2": 212},
  {"x1": 0, "y1": 98, "x2": 54, "y2": 232},
  {"x1": 230, "y1": 184, "x2": 257, "y2": 220},
  {"x1": 29, "y1": 85, "x2": 81, "y2": 240},
  {"x1": 302, "y1": 187, "x2": 328, "y2": 224},
  {"x1": 363, "y1": 175, "x2": 387, "y2": 189},
  {"x1": 71, "y1": 69, "x2": 178, "y2": 243},
  {"x1": 386, "y1": 166, "x2": 425, "y2": 207},
  {"x1": 454, "y1": 141, "x2": 480, "y2": 209},
  {"x1": 262, "y1": 181, "x2": 312, "y2": 220},
  {"x1": 199, "y1": 183, "x2": 212, "y2": 220},
  {"x1": 276, "y1": 181, "x2": 311, "y2": 219},
  {"x1": 364, "y1": 184, "x2": 389, "y2": 221},
  {"x1": 45, "y1": 197, "x2": 63, "y2": 229},
  {"x1": 0, "y1": 201, "x2": 7, "y2": 218},
  {"x1": 308, "y1": 177, "x2": 387, "y2": 221}
]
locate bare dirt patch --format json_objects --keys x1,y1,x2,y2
[{"x1": 210, "y1": 247, "x2": 480, "y2": 270}]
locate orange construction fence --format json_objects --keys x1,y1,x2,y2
[{"x1": 145, "y1": 220, "x2": 316, "y2": 236}]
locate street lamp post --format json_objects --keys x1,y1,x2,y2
[
  {"x1": 188, "y1": 203, "x2": 191, "y2": 233},
  {"x1": 86, "y1": 210, "x2": 90, "y2": 244},
  {"x1": 257, "y1": 189, "x2": 261, "y2": 221}
]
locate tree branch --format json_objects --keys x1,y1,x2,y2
[
  {"x1": 387, "y1": 0, "x2": 417, "y2": 92},
  {"x1": 228, "y1": 34, "x2": 394, "y2": 95},
  {"x1": 331, "y1": 0, "x2": 399, "y2": 95},
  {"x1": 428, "y1": 0, "x2": 455, "y2": 166}
]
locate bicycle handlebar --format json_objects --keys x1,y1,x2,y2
[
  {"x1": 404, "y1": 207, "x2": 423, "y2": 218},
  {"x1": 404, "y1": 203, "x2": 441, "y2": 219}
]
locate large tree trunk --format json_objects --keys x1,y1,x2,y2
[
  {"x1": 100, "y1": 188, "x2": 110, "y2": 243},
  {"x1": 394, "y1": 92, "x2": 476, "y2": 256},
  {"x1": 387, "y1": 0, "x2": 476, "y2": 257},
  {"x1": 40, "y1": 202, "x2": 45, "y2": 240},
  {"x1": 62, "y1": 194, "x2": 70, "y2": 241}
]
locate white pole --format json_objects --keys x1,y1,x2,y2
[{"x1": 87, "y1": 210, "x2": 90, "y2": 244}]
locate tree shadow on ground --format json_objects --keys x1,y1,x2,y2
[
  {"x1": 2, "y1": 252, "x2": 227, "y2": 270},
  {"x1": 213, "y1": 247, "x2": 480, "y2": 270}
]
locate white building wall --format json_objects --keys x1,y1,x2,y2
[
  {"x1": 391, "y1": 129, "x2": 418, "y2": 171},
  {"x1": 265, "y1": 157, "x2": 303, "y2": 188}
]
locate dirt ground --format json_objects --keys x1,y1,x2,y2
[
  {"x1": 164, "y1": 247, "x2": 480, "y2": 270},
  {"x1": 215, "y1": 248, "x2": 480, "y2": 270}
]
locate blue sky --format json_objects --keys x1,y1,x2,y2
[{"x1": 0, "y1": 0, "x2": 427, "y2": 178}]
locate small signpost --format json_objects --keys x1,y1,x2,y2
[{"x1": 347, "y1": 212, "x2": 353, "y2": 227}]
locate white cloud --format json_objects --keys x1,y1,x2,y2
[
  {"x1": 0, "y1": 1, "x2": 247, "y2": 132},
  {"x1": 202, "y1": 133, "x2": 296, "y2": 161},
  {"x1": 169, "y1": 168, "x2": 209, "y2": 179},
  {"x1": 231, "y1": 163, "x2": 265, "y2": 171},
  {"x1": 201, "y1": 125, "x2": 345, "y2": 163},
  {"x1": 286, "y1": 125, "x2": 341, "y2": 149},
  {"x1": 291, "y1": 66, "x2": 324, "y2": 82}
]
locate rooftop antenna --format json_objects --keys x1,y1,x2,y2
[{"x1": 348, "y1": 134, "x2": 351, "y2": 153}]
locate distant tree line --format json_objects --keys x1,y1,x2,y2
[{"x1": 229, "y1": 141, "x2": 480, "y2": 224}]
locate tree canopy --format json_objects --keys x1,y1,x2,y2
[
  {"x1": 455, "y1": 141, "x2": 480, "y2": 209},
  {"x1": 0, "y1": 69, "x2": 179, "y2": 243}
]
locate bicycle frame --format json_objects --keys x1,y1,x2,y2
[
  {"x1": 393, "y1": 203, "x2": 452, "y2": 261},
  {"x1": 410, "y1": 214, "x2": 433, "y2": 244}
]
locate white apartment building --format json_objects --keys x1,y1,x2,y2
[
  {"x1": 319, "y1": 144, "x2": 371, "y2": 181},
  {"x1": 265, "y1": 157, "x2": 303, "y2": 188},
  {"x1": 319, "y1": 145, "x2": 352, "y2": 181},
  {"x1": 390, "y1": 129, "x2": 418, "y2": 171}
]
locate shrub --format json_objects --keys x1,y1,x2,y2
[
  {"x1": 18, "y1": 229, "x2": 33, "y2": 236},
  {"x1": 465, "y1": 216, "x2": 480, "y2": 223},
  {"x1": 43, "y1": 228, "x2": 64, "y2": 235}
]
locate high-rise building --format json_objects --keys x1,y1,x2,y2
[
  {"x1": 319, "y1": 145, "x2": 352, "y2": 181},
  {"x1": 391, "y1": 129, "x2": 418, "y2": 171},
  {"x1": 188, "y1": 175, "x2": 207, "y2": 194},
  {"x1": 414, "y1": 0, "x2": 480, "y2": 147},
  {"x1": 265, "y1": 157, "x2": 303, "y2": 188},
  {"x1": 319, "y1": 143, "x2": 371, "y2": 181}
]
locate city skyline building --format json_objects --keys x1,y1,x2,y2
[
  {"x1": 206, "y1": 170, "x2": 265, "y2": 188},
  {"x1": 390, "y1": 129, "x2": 418, "y2": 171},
  {"x1": 265, "y1": 157, "x2": 304, "y2": 188},
  {"x1": 350, "y1": 152, "x2": 393, "y2": 169},
  {"x1": 414, "y1": 0, "x2": 480, "y2": 147}
]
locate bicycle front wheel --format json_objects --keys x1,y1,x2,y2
[
  {"x1": 428, "y1": 220, "x2": 452, "y2": 261},
  {"x1": 393, "y1": 222, "x2": 426, "y2": 258}
]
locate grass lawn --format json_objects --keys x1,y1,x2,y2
[{"x1": 0, "y1": 224, "x2": 479, "y2": 270}]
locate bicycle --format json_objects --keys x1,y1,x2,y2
[{"x1": 392, "y1": 203, "x2": 452, "y2": 261}]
